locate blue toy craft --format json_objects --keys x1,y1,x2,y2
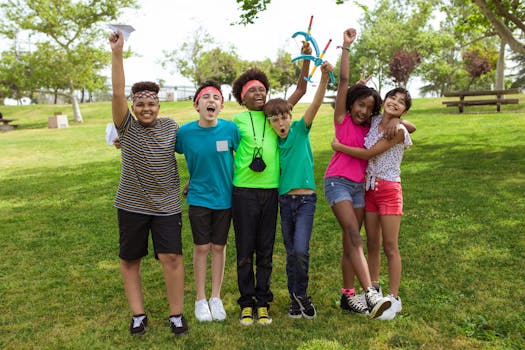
[{"x1": 291, "y1": 16, "x2": 335, "y2": 84}]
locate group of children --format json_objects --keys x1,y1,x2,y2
[{"x1": 109, "y1": 26, "x2": 413, "y2": 337}]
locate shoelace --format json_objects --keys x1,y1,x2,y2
[
  {"x1": 367, "y1": 289, "x2": 383, "y2": 305},
  {"x1": 257, "y1": 307, "x2": 269, "y2": 318},
  {"x1": 132, "y1": 316, "x2": 145, "y2": 328},
  {"x1": 169, "y1": 316, "x2": 183, "y2": 327},
  {"x1": 241, "y1": 308, "x2": 252, "y2": 318},
  {"x1": 348, "y1": 295, "x2": 368, "y2": 312}
]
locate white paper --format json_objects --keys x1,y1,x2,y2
[
  {"x1": 105, "y1": 123, "x2": 118, "y2": 145},
  {"x1": 108, "y1": 24, "x2": 135, "y2": 41}
]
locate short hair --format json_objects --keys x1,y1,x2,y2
[
  {"x1": 385, "y1": 87, "x2": 412, "y2": 111},
  {"x1": 346, "y1": 84, "x2": 382, "y2": 117},
  {"x1": 231, "y1": 68, "x2": 270, "y2": 105},
  {"x1": 194, "y1": 80, "x2": 223, "y2": 103},
  {"x1": 131, "y1": 81, "x2": 160, "y2": 95},
  {"x1": 263, "y1": 98, "x2": 292, "y2": 117}
]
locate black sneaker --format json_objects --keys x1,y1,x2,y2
[
  {"x1": 365, "y1": 287, "x2": 391, "y2": 319},
  {"x1": 340, "y1": 293, "x2": 369, "y2": 315},
  {"x1": 293, "y1": 293, "x2": 316, "y2": 319},
  {"x1": 169, "y1": 315, "x2": 188, "y2": 336},
  {"x1": 288, "y1": 299, "x2": 302, "y2": 318},
  {"x1": 129, "y1": 314, "x2": 147, "y2": 335}
]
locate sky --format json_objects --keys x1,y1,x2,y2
[{"x1": 114, "y1": 0, "x2": 369, "y2": 100}]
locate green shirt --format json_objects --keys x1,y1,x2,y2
[
  {"x1": 278, "y1": 117, "x2": 315, "y2": 195},
  {"x1": 233, "y1": 110, "x2": 279, "y2": 188}
]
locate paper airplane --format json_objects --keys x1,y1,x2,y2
[
  {"x1": 108, "y1": 24, "x2": 135, "y2": 41},
  {"x1": 105, "y1": 123, "x2": 118, "y2": 145}
]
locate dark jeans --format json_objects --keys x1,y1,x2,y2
[
  {"x1": 232, "y1": 187, "x2": 278, "y2": 308},
  {"x1": 279, "y1": 193, "x2": 316, "y2": 299}
]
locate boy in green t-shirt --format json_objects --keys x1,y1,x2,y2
[{"x1": 262, "y1": 61, "x2": 333, "y2": 319}]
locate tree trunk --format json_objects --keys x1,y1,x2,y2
[
  {"x1": 495, "y1": 40, "x2": 505, "y2": 90},
  {"x1": 71, "y1": 91, "x2": 83, "y2": 123}
]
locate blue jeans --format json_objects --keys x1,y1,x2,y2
[{"x1": 279, "y1": 193, "x2": 316, "y2": 298}]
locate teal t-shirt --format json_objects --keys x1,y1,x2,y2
[
  {"x1": 278, "y1": 117, "x2": 315, "y2": 195},
  {"x1": 175, "y1": 119, "x2": 239, "y2": 209},
  {"x1": 233, "y1": 110, "x2": 279, "y2": 188}
]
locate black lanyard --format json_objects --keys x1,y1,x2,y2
[{"x1": 249, "y1": 112, "x2": 265, "y2": 147}]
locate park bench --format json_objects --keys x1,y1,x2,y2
[
  {"x1": 0, "y1": 118, "x2": 18, "y2": 131},
  {"x1": 442, "y1": 88, "x2": 520, "y2": 113}
]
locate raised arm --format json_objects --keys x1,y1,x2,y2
[
  {"x1": 304, "y1": 61, "x2": 334, "y2": 127},
  {"x1": 110, "y1": 31, "x2": 128, "y2": 128},
  {"x1": 287, "y1": 41, "x2": 312, "y2": 107},
  {"x1": 334, "y1": 28, "x2": 357, "y2": 124},
  {"x1": 332, "y1": 130, "x2": 405, "y2": 160}
]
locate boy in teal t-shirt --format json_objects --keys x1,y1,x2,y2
[
  {"x1": 262, "y1": 61, "x2": 333, "y2": 319},
  {"x1": 175, "y1": 81, "x2": 239, "y2": 323}
]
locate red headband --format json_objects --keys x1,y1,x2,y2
[
  {"x1": 241, "y1": 80, "x2": 265, "y2": 100},
  {"x1": 195, "y1": 86, "x2": 223, "y2": 104}
]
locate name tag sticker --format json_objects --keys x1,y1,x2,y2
[{"x1": 216, "y1": 140, "x2": 228, "y2": 152}]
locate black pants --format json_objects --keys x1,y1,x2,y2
[{"x1": 232, "y1": 187, "x2": 278, "y2": 308}]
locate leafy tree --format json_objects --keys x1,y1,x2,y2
[
  {"x1": 348, "y1": 0, "x2": 436, "y2": 94},
  {"x1": 389, "y1": 50, "x2": 422, "y2": 88},
  {"x1": 234, "y1": 0, "x2": 272, "y2": 25},
  {"x1": 0, "y1": 0, "x2": 136, "y2": 121},
  {"x1": 463, "y1": 48, "x2": 493, "y2": 88},
  {"x1": 269, "y1": 50, "x2": 301, "y2": 99},
  {"x1": 193, "y1": 48, "x2": 241, "y2": 86},
  {"x1": 471, "y1": 0, "x2": 525, "y2": 56}
]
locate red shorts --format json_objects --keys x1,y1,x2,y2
[{"x1": 365, "y1": 179, "x2": 403, "y2": 215}]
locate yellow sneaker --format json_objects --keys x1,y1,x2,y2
[
  {"x1": 239, "y1": 307, "x2": 254, "y2": 326},
  {"x1": 256, "y1": 307, "x2": 272, "y2": 325}
]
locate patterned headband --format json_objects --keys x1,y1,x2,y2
[{"x1": 132, "y1": 90, "x2": 159, "y2": 103}]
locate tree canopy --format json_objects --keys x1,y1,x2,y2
[{"x1": 0, "y1": 0, "x2": 136, "y2": 119}]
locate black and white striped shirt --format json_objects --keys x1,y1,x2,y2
[{"x1": 114, "y1": 112, "x2": 182, "y2": 215}]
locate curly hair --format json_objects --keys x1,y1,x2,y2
[
  {"x1": 346, "y1": 84, "x2": 382, "y2": 117},
  {"x1": 231, "y1": 68, "x2": 270, "y2": 105},
  {"x1": 384, "y1": 87, "x2": 412, "y2": 111},
  {"x1": 193, "y1": 80, "x2": 223, "y2": 103},
  {"x1": 131, "y1": 81, "x2": 160, "y2": 94},
  {"x1": 263, "y1": 98, "x2": 293, "y2": 118}
]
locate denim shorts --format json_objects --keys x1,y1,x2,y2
[{"x1": 324, "y1": 176, "x2": 365, "y2": 208}]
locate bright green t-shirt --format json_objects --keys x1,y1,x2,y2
[
  {"x1": 278, "y1": 117, "x2": 315, "y2": 195},
  {"x1": 233, "y1": 110, "x2": 279, "y2": 188}
]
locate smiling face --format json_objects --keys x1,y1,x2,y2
[
  {"x1": 350, "y1": 95, "x2": 375, "y2": 125},
  {"x1": 242, "y1": 85, "x2": 267, "y2": 111},
  {"x1": 268, "y1": 113, "x2": 292, "y2": 138},
  {"x1": 195, "y1": 91, "x2": 223, "y2": 127},
  {"x1": 132, "y1": 98, "x2": 160, "y2": 126},
  {"x1": 383, "y1": 92, "x2": 408, "y2": 118}
]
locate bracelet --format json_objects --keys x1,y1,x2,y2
[{"x1": 337, "y1": 45, "x2": 351, "y2": 52}]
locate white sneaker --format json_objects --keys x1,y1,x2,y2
[
  {"x1": 195, "y1": 299, "x2": 212, "y2": 321},
  {"x1": 208, "y1": 297, "x2": 227, "y2": 321},
  {"x1": 365, "y1": 287, "x2": 391, "y2": 319},
  {"x1": 378, "y1": 294, "x2": 402, "y2": 320}
]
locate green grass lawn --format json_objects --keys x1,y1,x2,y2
[{"x1": 1, "y1": 96, "x2": 524, "y2": 349}]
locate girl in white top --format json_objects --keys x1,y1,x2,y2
[{"x1": 331, "y1": 87, "x2": 413, "y2": 320}]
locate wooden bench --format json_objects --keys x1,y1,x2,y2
[
  {"x1": 442, "y1": 88, "x2": 520, "y2": 113},
  {"x1": 0, "y1": 118, "x2": 18, "y2": 131}
]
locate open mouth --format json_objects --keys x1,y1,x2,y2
[
  {"x1": 280, "y1": 128, "x2": 285, "y2": 134},
  {"x1": 206, "y1": 105, "x2": 216, "y2": 113}
]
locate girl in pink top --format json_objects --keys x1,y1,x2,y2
[
  {"x1": 323, "y1": 28, "x2": 391, "y2": 318},
  {"x1": 332, "y1": 87, "x2": 414, "y2": 320}
]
